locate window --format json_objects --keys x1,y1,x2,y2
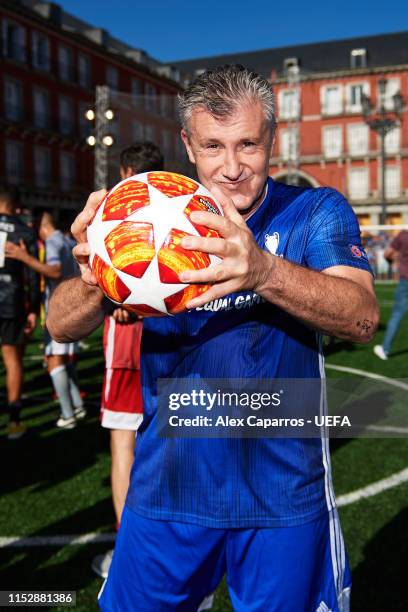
[
  {"x1": 34, "y1": 146, "x2": 51, "y2": 188},
  {"x1": 160, "y1": 129, "x2": 172, "y2": 159},
  {"x1": 348, "y1": 167, "x2": 369, "y2": 199},
  {"x1": 32, "y1": 31, "x2": 50, "y2": 71},
  {"x1": 385, "y1": 166, "x2": 400, "y2": 198},
  {"x1": 160, "y1": 93, "x2": 172, "y2": 119},
  {"x1": 350, "y1": 48, "x2": 367, "y2": 69},
  {"x1": 321, "y1": 85, "x2": 343, "y2": 115},
  {"x1": 106, "y1": 65, "x2": 118, "y2": 90},
  {"x1": 59, "y1": 96, "x2": 75, "y2": 135},
  {"x1": 145, "y1": 83, "x2": 157, "y2": 113},
  {"x1": 33, "y1": 87, "x2": 49, "y2": 129},
  {"x1": 5, "y1": 140, "x2": 24, "y2": 184},
  {"x1": 59, "y1": 45, "x2": 74, "y2": 81},
  {"x1": 322, "y1": 126, "x2": 342, "y2": 158},
  {"x1": 78, "y1": 54, "x2": 91, "y2": 88},
  {"x1": 4, "y1": 78, "x2": 23, "y2": 121},
  {"x1": 280, "y1": 128, "x2": 298, "y2": 160},
  {"x1": 145, "y1": 124, "x2": 156, "y2": 142},
  {"x1": 2, "y1": 19, "x2": 26, "y2": 62},
  {"x1": 347, "y1": 123, "x2": 369, "y2": 156},
  {"x1": 132, "y1": 121, "x2": 144, "y2": 140},
  {"x1": 346, "y1": 82, "x2": 369, "y2": 113},
  {"x1": 384, "y1": 127, "x2": 400, "y2": 155},
  {"x1": 131, "y1": 78, "x2": 142, "y2": 107},
  {"x1": 78, "y1": 101, "x2": 91, "y2": 137},
  {"x1": 381, "y1": 78, "x2": 401, "y2": 111},
  {"x1": 60, "y1": 152, "x2": 76, "y2": 191},
  {"x1": 278, "y1": 89, "x2": 300, "y2": 120}
]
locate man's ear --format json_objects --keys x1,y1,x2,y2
[{"x1": 181, "y1": 129, "x2": 196, "y2": 164}]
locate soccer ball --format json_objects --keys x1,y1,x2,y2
[{"x1": 87, "y1": 171, "x2": 224, "y2": 316}]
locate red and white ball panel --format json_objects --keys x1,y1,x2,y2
[{"x1": 87, "y1": 171, "x2": 223, "y2": 316}]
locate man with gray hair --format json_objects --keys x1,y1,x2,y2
[{"x1": 48, "y1": 65, "x2": 379, "y2": 611}]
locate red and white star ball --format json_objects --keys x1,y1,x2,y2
[{"x1": 87, "y1": 171, "x2": 224, "y2": 316}]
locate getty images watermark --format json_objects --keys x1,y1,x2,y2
[{"x1": 156, "y1": 378, "x2": 408, "y2": 439}]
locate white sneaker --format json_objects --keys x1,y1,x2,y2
[
  {"x1": 56, "y1": 415, "x2": 77, "y2": 429},
  {"x1": 74, "y1": 406, "x2": 87, "y2": 419},
  {"x1": 373, "y1": 345, "x2": 388, "y2": 360},
  {"x1": 92, "y1": 549, "x2": 114, "y2": 579}
]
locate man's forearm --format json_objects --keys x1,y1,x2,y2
[
  {"x1": 47, "y1": 277, "x2": 105, "y2": 342},
  {"x1": 257, "y1": 253, "x2": 379, "y2": 343},
  {"x1": 22, "y1": 253, "x2": 60, "y2": 279}
]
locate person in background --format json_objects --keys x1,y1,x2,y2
[
  {"x1": 374, "y1": 229, "x2": 408, "y2": 360},
  {"x1": 6, "y1": 210, "x2": 85, "y2": 428},
  {"x1": 0, "y1": 191, "x2": 40, "y2": 439}
]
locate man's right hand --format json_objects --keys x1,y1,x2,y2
[{"x1": 71, "y1": 189, "x2": 106, "y2": 286}]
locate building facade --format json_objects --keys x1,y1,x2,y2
[
  {"x1": 174, "y1": 32, "x2": 408, "y2": 226},
  {"x1": 0, "y1": 0, "x2": 183, "y2": 220}
]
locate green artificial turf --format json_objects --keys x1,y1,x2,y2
[{"x1": 0, "y1": 282, "x2": 407, "y2": 610}]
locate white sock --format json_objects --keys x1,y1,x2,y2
[
  {"x1": 66, "y1": 362, "x2": 83, "y2": 409},
  {"x1": 50, "y1": 365, "x2": 74, "y2": 419}
]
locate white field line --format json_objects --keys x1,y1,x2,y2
[
  {"x1": 337, "y1": 467, "x2": 408, "y2": 507},
  {"x1": 1, "y1": 468, "x2": 407, "y2": 548},
  {"x1": 1, "y1": 363, "x2": 405, "y2": 549},
  {"x1": 0, "y1": 532, "x2": 115, "y2": 548},
  {"x1": 365, "y1": 425, "x2": 408, "y2": 434},
  {"x1": 327, "y1": 363, "x2": 408, "y2": 500},
  {"x1": 326, "y1": 363, "x2": 408, "y2": 431},
  {"x1": 325, "y1": 363, "x2": 408, "y2": 392}
]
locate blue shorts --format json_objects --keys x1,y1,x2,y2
[{"x1": 99, "y1": 505, "x2": 351, "y2": 611}]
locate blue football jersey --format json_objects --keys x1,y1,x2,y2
[{"x1": 126, "y1": 178, "x2": 372, "y2": 528}]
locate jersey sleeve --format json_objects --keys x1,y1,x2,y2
[
  {"x1": 45, "y1": 235, "x2": 62, "y2": 266},
  {"x1": 304, "y1": 189, "x2": 373, "y2": 274}
]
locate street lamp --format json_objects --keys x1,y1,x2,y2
[
  {"x1": 361, "y1": 77, "x2": 404, "y2": 225},
  {"x1": 85, "y1": 86, "x2": 115, "y2": 189}
]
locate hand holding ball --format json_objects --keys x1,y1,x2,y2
[{"x1": 87, "y1": 171, "x2": 223, "y2": 316}]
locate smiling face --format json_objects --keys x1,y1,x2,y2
[{"x1": 181, "y1": 99, "x2": 274, "y2": 217}]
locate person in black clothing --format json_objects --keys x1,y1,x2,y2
[{"x1": 0, "y1": 191, "x2": 40, "y2": 439}]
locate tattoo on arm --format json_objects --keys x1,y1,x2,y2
[{"x1": 356, "y1": 319, "x2": 373, "y2": 334}]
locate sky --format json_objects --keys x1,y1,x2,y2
[{"x1": 57, "y1": 0, "x2": 406, "y2": 62}]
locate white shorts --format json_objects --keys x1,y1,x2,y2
[{"x1": 44, "y1": 327, "x2": 78, "y2": 356}]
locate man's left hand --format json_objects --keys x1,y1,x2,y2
[
  {"x1": 179, "y1": 190, "x2": 273, "y2": 309},
  {"x1": 5, "y1": 240, "x2": 28, "y2": 262},
  {"x1": 24, "y1": 313, "x2": 37, "y2": 335}
]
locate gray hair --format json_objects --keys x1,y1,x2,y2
[{"x1": 178, "y1": 65, "x2": 276, "y2": 134}]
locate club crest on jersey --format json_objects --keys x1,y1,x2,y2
[
  {"x1": 349, "y1": 244, "x2": 367, "y2": 259},
  {"x1": 265, "y1": 232, "x2": 280, "y2": 255}
]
